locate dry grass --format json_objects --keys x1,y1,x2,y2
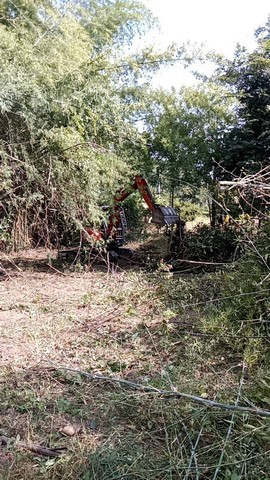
[
  {"x1": 185, "y1": 215, "x2": 210, "y2": 231},
  {"x1": 0, "y1": 247, "x2": 270, "y2": 479}
]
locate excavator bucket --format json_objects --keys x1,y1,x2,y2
[{"x1": 151, "y1": 206, "x2": 180, "y2": 227}]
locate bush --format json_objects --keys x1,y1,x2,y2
[
  {"x1": 192, "y1": 224, "x2": 270, "y2": 364},
  {"x1": 184, "y1": 224, "x2": 239, "y2": 262}
]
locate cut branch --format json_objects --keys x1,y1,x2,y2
[{"x1": 47, "y1": 361, "x2": 270, "y2": 418}]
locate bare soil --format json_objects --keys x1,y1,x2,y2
[
  {"x1": 1, "y1": 246, "x2": 267, "y2": 480},
  {"x1": 0, "y1": 247, "x2": 158, "y2": 370}
]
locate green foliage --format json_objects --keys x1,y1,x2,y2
[
  {"x1": 121, "y1": 195, "x2": 145, "y2": 239},
  {"x1": 185, "y1": 224, "x2": 239, "y2": 261},
  {"x1": 0, "y1": 0, "x2": 155, "y2": 248},
  {"x1": 142, "y1": 84, "x2": 236, "y2": 197},
  {"x1": 215, "y1": 16, "x2": 270, "y2": 176},
  {"x1": 195, "y1": 225, "x2": 270, "y2": 364},
  {"x1": 153, "y1": 218, "x2": 270, "y2": 367},
  {"x1": 177, "y1": 201, "x2": 204, "y2": 221},
  {"x1": 136, "y1": 17, "x2": 270, "y2": 224},
  {"x1": 1, "y1": 0, "x2": 269, "y2": 250}
]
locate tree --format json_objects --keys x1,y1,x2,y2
[
  {"x1": 216, "y1": 17, "x2": 270, "y2": 177},
  {"x1": 141, "y1": 85, "x2": 235, "y2": 210},
  {"x1": 0, "y1": 0, "x2": 157, "y2": 247}
]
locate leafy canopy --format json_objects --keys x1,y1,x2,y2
[{"x1": 0, "y1": 0, "x2": 156, "y2": 246}]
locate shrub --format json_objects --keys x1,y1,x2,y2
[{"x1": 184, "y1": 224, "x2": 239, "y2": 262}]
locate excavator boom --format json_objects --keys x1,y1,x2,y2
[
  {"x1": 58, "y1": 175, "x2": 182, "y2": 262},
  {"x1": 106, "y1": 175, "x2": 180, "y2": 244}
]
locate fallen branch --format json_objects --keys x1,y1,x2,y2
[
  {"x1": 220, "y1": 180, "x2": 270, "y2": 191},
  {"x1": 47, "y1": 361, "x2": 270, "y2": 418},
  {"x1": 0, "y1": 436, "x2": 67, "y2": 458},
  {"x1": 18, "y1": 442, "x2": 67, "y2": 458},
  {"x1": 172, "y1": 259, "x2": 229, "y2": 265},
  {"x1": 0, "y1": 253, "x2": 24, "y2": 276},
  {"x1": 47, "y1": 263, "x2": 68, "y2": 276}
]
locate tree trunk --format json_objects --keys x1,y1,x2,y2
[{"x1": 171, "y1": 185, "x2": 175, "y2": 208}]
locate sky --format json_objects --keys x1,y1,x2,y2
[{"x1": 138, "y1": 0, "x2": 270, "y2": 88}]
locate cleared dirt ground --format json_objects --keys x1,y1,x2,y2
[
  {"x1": 0, "y1": 248, "x2": 161, "y2": 369},
  {"x1": 1, "y1": 246, "x2": 269, "y2": 480}
]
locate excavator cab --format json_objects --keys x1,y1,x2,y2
[{"x1": 110, "y1": 206, "x2": 127, "y2": 247}]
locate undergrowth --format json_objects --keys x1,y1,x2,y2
[{"x1": 183, "y1": 224, "x2": 239, "y2": 262}]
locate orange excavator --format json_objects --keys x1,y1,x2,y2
[
  {"x1": 83, "y1": 175, "x2": 180, "y2": 252},
  {"x1": 59, "y1": 175, "x2": 181, "y2": 262}
]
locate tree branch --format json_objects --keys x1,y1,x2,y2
[{"x1": 47, "y1": 361, "x2": 270, "y2": 418}]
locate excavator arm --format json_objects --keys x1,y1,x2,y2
[
  {"x1": 132, "y1": 175, "x2": 180, "y2": 227},
  {"x1": 112, "y1": 175, "x2": 155, "y2": 210},
  {"x1": 106, "y1": 175, "x2": 180, "y2": 242},
  {"x1": 63, "y1": 174, "x2": 182, "y2": 261}
]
